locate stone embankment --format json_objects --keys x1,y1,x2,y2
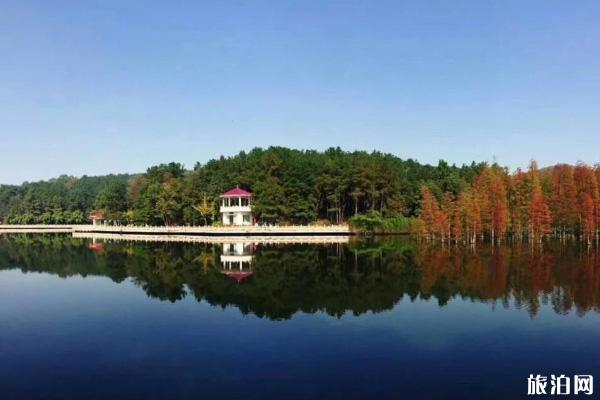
[
  {"x1": 1, "y1": 224, "x2": 353, "y2": 237},
  {"x1": 73, "y1": 232, "x2": 350, "y2": 244},
  {"x1": 73, "y1": 224, "x2": 352, "y2": 236},
  {"x1": 0, "y1": 225, "x2": 74, "y2": 233}
]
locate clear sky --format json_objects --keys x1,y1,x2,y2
[{"x1": 1, "y1": 0, "x2": 599, "y2": 184}]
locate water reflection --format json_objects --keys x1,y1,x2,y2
[
  {"x1": 220, "y1": 242, "x2": 254, "y2": 283},
  {"x1": 0, "y1": 234, "x2": 599, "y2": 319}
]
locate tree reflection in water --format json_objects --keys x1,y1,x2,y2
[{"x1": 0, "y1": 234, "x2": 598, "y2": 319}]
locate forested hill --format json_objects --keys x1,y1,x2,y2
[
  {"x1": 0, "y1": 147, "x2": 484, "y2": 225},
  {"x1": 0, "y1": 174, "x2": 135, "y2": 224},
  {"x1": 3, "y1": 147, "x2": 599, "y2": 242}
]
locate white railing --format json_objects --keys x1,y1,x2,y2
[
  {"x1": 73, "y1": 224, "x2": 351, "y2": 233},
  {"x1": 0, "y1": 224, "x2": 75, "y2": 233},
  {"x1": 74, "y1": 232, "x2": 351, "y2": 244},
  {"x1": 0, "y1": 224, "x2": 353, "y2": 236},
  {"x1": 0, "y1": 224, "x2": 75, "y2": 228},
  {"x1": 219, "y1": 205, "x2": 252, "y2": 213}
]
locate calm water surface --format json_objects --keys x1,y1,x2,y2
[{"x1": 0, "y1": 234, "x2": 599, "y2": 399}]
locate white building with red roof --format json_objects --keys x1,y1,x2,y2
[
  {"x1": 90, "y1": 211, "x2": 105, "y2": 226},
  {"x1": 219, "y1": 187, "x2": 253, "y2": 226}
]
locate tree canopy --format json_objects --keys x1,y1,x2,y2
[
  {"x1": 0, "y1": 147, "x2": 484, "y2": 226},
  {"x1": 1, "y1": 147, "x2": 598, "y2": 242}
]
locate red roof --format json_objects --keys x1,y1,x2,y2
[
  {"x1": 90, "y1": 211, "x2": 104, "y2": 219},
  {"x1": 88, "y1": 243, "x2": 104, "y2": 253},
  {"x1": 222, "y1": 271, "x2": 253, "y2": 283},
  {"x1": 220, "y1": 187, "x2": 253, "y2": 197}
]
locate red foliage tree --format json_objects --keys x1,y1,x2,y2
[
  {"x1": 580, "y1": 193, "x2": 595, "y2": 243},
  {"x1": 550, "y1": 164, "x2": 578, "y2": 235},
  {"x1": 574, "y1": 164, "x2": 599, "y2": 240},
  {"x1": 490, "y1": 175, "x2": 509, "y2": 242},
  {"x1": 419, "y1": 185, "x2": 439, "y2": 239},
  {"x1": 415, "y1": 160, "x2": 599, "y2": 244},
  {"x1": 443, "y1": 193, "x2": 463, "y2": 241},
  {"x1": 508, "y1": 169, "x2": 531, "y2": 240},
  {"x1": 528, "y1": 161, "x2": 552, "y2": 240},
  {"x1": 458, "y1": 189, "x2": 481, "y2": 243}
]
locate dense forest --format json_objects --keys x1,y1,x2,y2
[
  {"x1": 0, "y1": 147, "x2": 483, "y2": 225},
  {"x1": 0, "y1": 147, "x2": 599, "y2": 242},
  {"x1": 0, "y1": 173, "x2": 133, "y2": 225}
]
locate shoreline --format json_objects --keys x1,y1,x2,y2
[
  {"x1": 73, "y1": 232, "x2": 350, "y2": 244},
  {"x1": 0, "y1": 225, "x2": 75, "y2": 233},
  {"x1": 0, "y1": 224, "x2": 354, "y2": 236}
]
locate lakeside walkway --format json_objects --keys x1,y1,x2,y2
[
  {"x1": 1, "y1": 224, "x2": 353, "y2": 236},
  {"x1": 0, "y1": 225, "x2": 74, "y2": 233},
  {"x1": 73, "y1": 232, "x2": 350, "y2": 244},
  {"x1": 74, "y1": 224, "x2": 353, "y2": 236}
]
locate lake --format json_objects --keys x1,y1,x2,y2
[{"x1": 0, "y1": 234, "x2": 599, "y2": 399}]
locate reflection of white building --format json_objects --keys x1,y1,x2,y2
[
  {"x1": 219, "y1": 187, "x2": 253, "y2": 226},
  {"x1": 220, "y1": 242, "x2": 254, "y2": 283}
]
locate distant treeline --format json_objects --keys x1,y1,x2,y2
[
  {"x1": 0, "y1": 174, "x2": 134, "y2": 224},
  {"x1": 0, "y1": 147, "x2": 598, "y2": 242},
  {"x1": 0, "y1": 147, "x2": 483, "y2": 225}
]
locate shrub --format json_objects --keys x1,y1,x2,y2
[{"x1": 349, "y1": 212, "x2": 416, "y2": 234}]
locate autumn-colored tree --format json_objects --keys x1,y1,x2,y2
[
  {"x1": 419, "y1": 185, "x2": 439, "y2": 239},
  {"x1": 550, "y1": 164, "x2": 578, "y2": 235},
  {"x1": 580, "y1": 193, "x2": 595, "y2": 244},
  {"x1": 596, "y1": 164, "x2": 600, "y2": 239},
  {"x1": 434, "y1": 207, "x2": 449, "y2": 240},
  {"x1": 528, "y1": 162, "x2": 552, "y2": 240},
  {"x1": 193, "y1": 193, "x2": 216, "y2": 226},
  {"x1": 508, "y1": 169, "x2": 531, "y2": 240},
  {"x1": 574, "y1": 163, "x2": 599, "y2": 241},
  {"x1": 471, "y1": 165, "x2": 510, "y2": 242},
  {"x1": 458, "y1": 189, "x2": 480, "y2": 243},
  {"x1": 443, "y1": 192, "x2": 462, "y2": 241},
  {"x1": 410, "y1": 217, "x2": 427, "y2": 238},
  {"x1": 529, "y1": 188, "x2": 552, "y2": 239},
  {"x1": 574, "y1": 164, "x2": 599, "y2": 202},
  {"x1": 490, "y1": 174, "x2": 509, "y2": 242},
  {"x1": 472, "y1": 167, "x2": 492, "y2": 238}
]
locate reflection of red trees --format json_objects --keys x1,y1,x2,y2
[
  {"x1": 417, "y1": 246, "x2": 459, "y2": 295},
  {"x1": 488, "y1": 249, "x2": 509, "y2": 298},
  {"x1": 412, "y1": 243, "x2": 600, "y2": 317},
  {"x1": 528, "y1": 253, "x2": 552, "y2": 294},
  {"x1": 572, "y1": 253, "x2": 598, "y2": 316}
]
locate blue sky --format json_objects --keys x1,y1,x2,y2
[{"x1": 1, "y1": 0, "x2": 599, "y2": 184}]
